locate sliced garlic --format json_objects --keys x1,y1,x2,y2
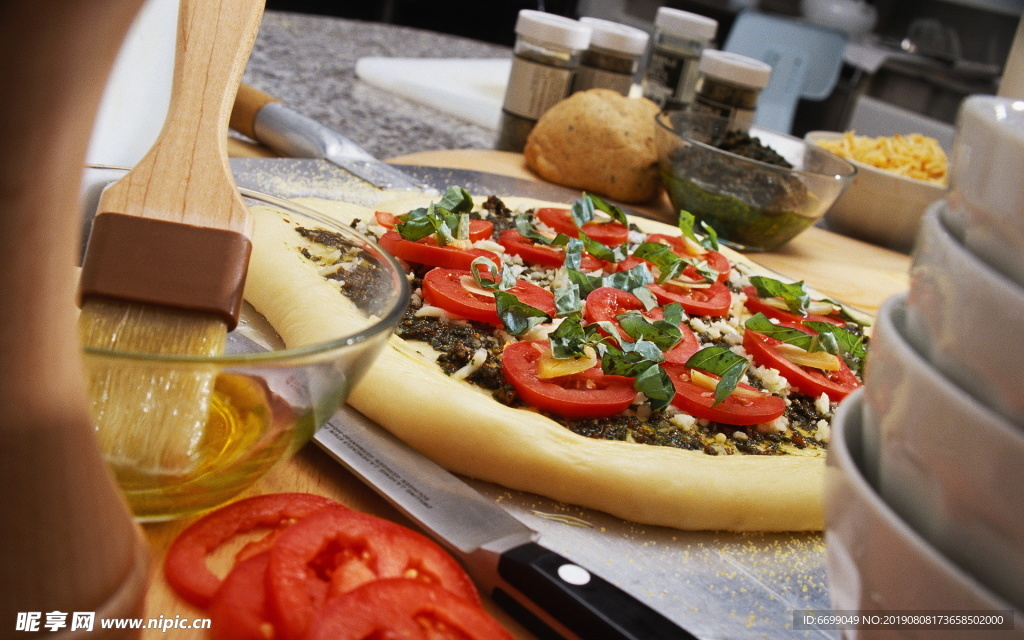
[
  {"x1": 690, "y1": 369, "x2": 763, "y2": 398},
  {"x1": 775, "y1": 343, "x2": 841, "y2": 371},
  {"x1": 460, "y1": 275, "x2": 496, "y2": 299},
  {"x1": 759, "y1": 296, "x2": 836, "y2": 315},
  {"x1": 537, "y1": 346, "x2": 597, "y2": 379},
  {"x1": 663, "y1": 275, "x2": 713, "y2": 290}
]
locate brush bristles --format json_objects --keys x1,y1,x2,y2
[{"x1": 79, "y1": 298, "x2": 227, "y2": 477}]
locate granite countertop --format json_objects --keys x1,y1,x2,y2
[{"x1": 243, "y1": 11, "x2": 512, "y2": 159}]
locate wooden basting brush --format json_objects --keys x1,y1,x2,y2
[{"x1": 78, "y1": 0, "x2": 265, "y2": 476}]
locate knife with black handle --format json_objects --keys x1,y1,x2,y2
[{"x1": 313, "y1": 407, "x2": 699, "y2": 640}]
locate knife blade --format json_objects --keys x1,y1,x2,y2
[
  {"x1": 230, "y1": 83, "x2": 430, "y2": 191},
  {"x1": 313, "y1": 407, "x2": 699, "y2": 640}
]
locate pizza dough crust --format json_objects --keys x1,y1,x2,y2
[{"x1": 247, "y1": 195, "x2": 826, "y2": 532}]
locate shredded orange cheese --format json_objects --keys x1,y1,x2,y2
[{"x1": 817, "y1": 131, "x2": 948, "y2": 185}]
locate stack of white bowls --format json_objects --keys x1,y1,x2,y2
[{"x1": 824, "y1": 95, "x2": 1024, "y2": 638}]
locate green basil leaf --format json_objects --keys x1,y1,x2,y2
[
  {"x1": 562, "y1": 237, "x2": 584, "y2": 271},
  {"x1": 395, "y1": 207, "x2": 436, "y2": 241},
  {"x1": 435, "y1": 186, "x2": 473, "y2": 213},
  {"x1": 632, "y1": 242, "x2": 686, "y2": 283},
  {"x1": 586, "y1": 192, "x2": 630, "y2": 227},
  {"x1": 617, "y1": 311, "x2": 682, "y2": 352},
  {"x1": 677, "y1": 209, "x2": 720, "y2": 251},
  {"x1": 634, "y1": 364, "x2": 675, "y2": 411},
  {"x1": 470, "y1": 256, "x2": 514, "y2": 291},
  {"x1": 744, "y1": 313, "x2": 814, "y2": 349},
  {"x1": 580, "y1": 232, "x2": 629, "y2": 263},
  {"x1": 495, "y1": 290, "x2": 549, "y2": 336},
  {"x1": 677, "y1": 210, "x2": 701, "y2": 246},
  {"x1": 601, "y1": 339, "x2": 664, "y2": 377},
  {"x1": 395, "y1": 202, "x2": 463, "y2": 246},
  {"x1": 685, "y1": 346, "x2": 749, "y2": 406},
  {"x1": 805, "y1": 321, "x2": 868, "y2": 373},
  {"x1": 567, "y1": 268, "x2": 604, "y2": 299},
  {"x1": 632, "y1": 285, "x2": 659, "y2": 312},
  {"x1": 661, "y1": 302, "x2": 684, "y2": 326},
  {"x1": 553, "y1": 283, "x2": 582, "y2": 318},
  {"x1": 602, "y1": 263, "x2": 655, "y2": 293},
  {"x1": 571, "y1": 194, "x2": 596, "y2": 228},
  {"x1": 548, "y1": 313, "x2": 589, "y2": 358},
  {"x1": 749, "y1": 275, "x2": 810, "y2": 315}
]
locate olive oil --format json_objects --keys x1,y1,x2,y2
[{"x1": 111, "y1": 373, "x2": 311, "y2": 521}]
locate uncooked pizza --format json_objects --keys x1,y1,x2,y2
[{"x1": 243, "y1": 188, "x2": 869, "y2": 532}]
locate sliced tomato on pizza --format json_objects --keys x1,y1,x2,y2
[
  {"x1": 535, "y1": 206, "x2": 630, "y2": 247},
  {"x1": 645, "y1": 233, "x2": 730, "y2": 282},
  {"x1": 375, "y1": 210, "x2": 494, "y2": 242},
  {"x1": 583, "y1": 287, "x2": 699, "y2": 364},
  {"x1": 502, "y1": 340, "x2": 638, "y2": 420},
  {"x1": 741, "y1": 285, "x2": 845, "y2": 326},
  {"x1": 648, "y1": 278, "x2": 732, "y2": 317},
  {"x1": 664, "y1": 364, "x2": 786, "y2": 426},
  {"x1": 421, "y1": 267, "x2": 555, "y2": 324},
  {"x1": 378, "y1": 230, "x2": 500, "y2": 271},
  {"x1": 497, "y1": 228, "x2": 606, "y2": 271},
  {"x1": 742, "y1": 328, "x2": 861, "y2": 401}
]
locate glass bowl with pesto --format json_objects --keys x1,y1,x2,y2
[{"x1": 654, "y1": 110, "x2": 856, "y2": 251}]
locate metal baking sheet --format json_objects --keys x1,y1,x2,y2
[{"x1": 230, "y1": 159, "x2": 837, "y2": 639}]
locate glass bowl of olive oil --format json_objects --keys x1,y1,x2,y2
[
  {"x1": 79, "y1": 166, "x2": 409, "y2": 521},
  {"x1": 655, "y1": 110, "x2": 856, "y2": 251}
]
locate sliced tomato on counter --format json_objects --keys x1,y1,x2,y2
[
  {"x1": 502, "y1": 340, "x2": 637, "y2": 420},
  {"x1": 648, "y1": 279, "x2": 732, "y2": 317},
  {"x1": 378, "y1": 230, "x2": 500, "y2": 271},
  {"x1": 164, "y1": 492, "x2": 338, "y2": 608},
  {"x1": 305, "y1": 578, "x2": 514, "y2": 640},
  {"x1": 422, "y1": 267, "x2": 555, "y2": 324},
  {"x1": 208, "y1": 552, "x2": 274, "y2": 640},
  {"x1": 645, "y1": 233, "x2": 731, "y2": 282},
  {"x1": 497, "y1": 228, "x2": 605, "y2": 271},
  {"x1": 583, "y1": 287, "x2": 699, "y2": 364},
  {"x1": 374, "y1": 211, "x2": 494, "y2": 242},
  {"x1": 742, "y1": 329, "x2": 861, "y2": 401},
  {"x1": 741, "y1": 286, "x2": 845, "y2": 326},
  {"x1": 665, "y1": 364, "x2": 786, "y2": 426},
  {"x1": 535, "y1": 206, "x2": 630, "y2": 247},
  {"x1": 265, "y1": 505, "x2": 480, "y2": 640}
]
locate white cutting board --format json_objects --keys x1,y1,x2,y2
[{"x1": 355, "y1": 57, "x2": 511, "y2": 130}]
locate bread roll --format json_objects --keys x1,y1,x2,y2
[{"x1": 524, "y1": 89, "x2": 661, "y2": 203}]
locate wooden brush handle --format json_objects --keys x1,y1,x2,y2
[
  {"x1": 97, "y1": 0, "x2": 266, "y2": 236},
  {"x1": 0, "y1": 0, "x2": 149, "y2": 633}
]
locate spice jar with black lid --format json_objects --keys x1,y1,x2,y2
[
  {"x1": 495, "y1": 10, "x2": 591, "y2": 152},
  {"x1": 692, "y1": 49, "x2": 772, "y2": 127},
  {"x1": 641, "y1": 7, "x2": 718, "y2": 109},
  {"x1": 571, "y1": 17, "x2": 650, "y2": 96}
]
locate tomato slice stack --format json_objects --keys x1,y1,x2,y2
[{"x1": 164, "y1": 493, "x2": 513, "y2": 640}]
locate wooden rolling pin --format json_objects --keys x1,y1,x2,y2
[{"x1": 0, "y1": 0, "x2": 151, "y2": 636}]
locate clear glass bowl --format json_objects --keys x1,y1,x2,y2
[
  {"x1": 79, "y1": 166, "x2": 409, "y2": 521},
  {"x1": 655, "y1": 110, "x2": 856, "y2": 251}
]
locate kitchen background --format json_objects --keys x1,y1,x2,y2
[{"x1": 264, "y1": 0, "x2": 1022, "y2": 145}]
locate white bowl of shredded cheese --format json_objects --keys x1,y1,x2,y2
[{"x1": 805, "y1": 130, "x2": 948, "y2": 253}]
